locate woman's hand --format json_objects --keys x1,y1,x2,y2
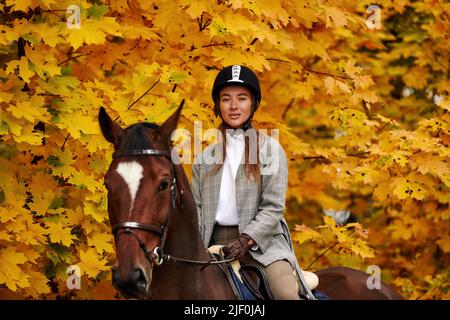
[{"x1": 223, "y1": 234, "x2": 254, "y2": 259}]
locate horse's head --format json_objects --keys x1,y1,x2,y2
[{"x1": 98, "y1": 103, "x2": 183, "y2": 298}]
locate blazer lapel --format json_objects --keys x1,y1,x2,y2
[
  {"x1": 235, "y1": 163, "x2": 245, "y2": 227},
  {"x1": 235, "y1": 159, "x2": 259, "y2": 230},
  {"x1": 203, "y1": 144, "x2": 224, "y2": 232}
]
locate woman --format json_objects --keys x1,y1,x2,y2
[{"x1": 191, "y1": 65, "x2": 316, "y2": 300}]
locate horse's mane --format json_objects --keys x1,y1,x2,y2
[{"x1": 121, "y1": 122, "x2": 160, "y2": 153}]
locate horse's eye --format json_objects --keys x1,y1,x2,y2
[{"x1": 159, "y1": 179, "x2": 169, "y2": 190}]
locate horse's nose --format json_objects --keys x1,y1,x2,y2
[
  {"x1": 131, "y1": 267, "x2": 147, "y2": 294},
  {"x1": 112, "y1": 266, "x2": 122, "y2": 290},
  {"x1": 112, "y1": 266, "x2": 147, "y2": 294}
]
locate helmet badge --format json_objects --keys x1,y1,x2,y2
[{"x1": 228, "y1": 65, "x2": 244, "y2": 83}]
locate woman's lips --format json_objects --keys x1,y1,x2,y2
[{"x1": 229, "y1": 114, "x2": 240, "y2": 119}]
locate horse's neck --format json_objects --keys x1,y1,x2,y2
[
  {"x1": 165, "y1": 164, "x2": 208, "y2": 259},
  {"x1": 151, "y1": 165, "x2": 217, "y2": 298}
]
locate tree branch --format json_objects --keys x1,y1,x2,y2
[
  {"x1": 201, "y1": 42, "x2": 233, "y2": 48},
  {"x1": 303, "y1": 151, "x2": 370, "y2": 160},
  {"x1": 305, "y1": 230, "x2": 355, "y2": 270},
  {"x1": 127, "y1": 79, "x2": 160, "y2": 111},
  {"x1": 282, "y1": 98, "x2": 295, "y2": 120},
  {"x1": 61, "y1": 134, "x2": 70, "y2": 151},
  {"x1": 304, "y1": 68, "x2": 352, "y2": 80},
  {"x1": 58, "y1": 53, "x2": 89, "y2": 66},
  {"x1": 266, "y1": 58, "x2": 291, "y2": 63},
  {"x1": 129, "y1": 38, "x2": 141, "y2": 51}
]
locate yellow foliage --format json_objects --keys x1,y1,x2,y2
[
  {"x1": 0, "y1": 247, "x2": 29, "y2": 291},
  {"x1": 294, "y1": 216, "x2": 375, "y2": 261},
  {"x1": 0, "y1": 0, "x2": 448, "y2": 300},
  {"x1": 77, "y1": 248, "x2": 110, "y2": 278},
  {"x1": 46, "y1": 222, "x2": 77, "y2": 247},
  {"x1": 87, "y1": 231, "x2": 114, "y2": 254}
]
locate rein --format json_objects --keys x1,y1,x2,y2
[{"x1": 110, "y1": 148, "x2": 234, "y2": 266}]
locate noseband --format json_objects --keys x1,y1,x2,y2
[{"x1": 110, "y1": 148, "x2": 233, "y2": 267}]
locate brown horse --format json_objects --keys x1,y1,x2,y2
[{"x1": 98, "y1": 103, "x2": 403, "y2": 300}]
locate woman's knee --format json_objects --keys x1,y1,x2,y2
[{"x1": 265, "y1": 260, "x2": 300, "y2": 300}]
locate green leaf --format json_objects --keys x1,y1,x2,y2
[
  {"x1": 0, "y1": 120, "x2": 8, "y2": 135},
  {"x1": 168, "y1": 72, "x2": 188, "y2": 84},
  {"x1": 0, "y1": 141, "x2": 17, "y2": 159},
  {"x1": 45, "y1": 244, "x2": 67, "y2": 265},
  {"x1": 47, "y1": 155, "x2": 63, "y2": 167},
  {"x1": 50, "y1": 196, "x2": 64, "y2": 210},
  {"x1": 87, "y1": 5, "x2": 109, "y2": 19},
  {"x1": 44, "y1": 261, "x2": 56, "y2": 279},
  {"x1": 61, "y1": 66, "x2": 72, "y2": 76}
]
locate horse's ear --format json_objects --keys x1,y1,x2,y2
[
  {"x1": 159, "y1": 99, "x2": 184, "y2": 144},
  {"x1": 98, "y1": 107, "x2": 124, "y2": 146}
]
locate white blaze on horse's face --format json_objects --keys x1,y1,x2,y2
[{"x1": 116, "y1": 161, "x2": 144, "y2": 214}]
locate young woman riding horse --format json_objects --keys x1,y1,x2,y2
[
  {"x1": 191, "y1": 64, "x2": 316, "y2": 300},
  {"x1": 98, "y1": 66, "x2": 403, "y2": 300}
]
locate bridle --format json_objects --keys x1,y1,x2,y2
[{"x1": 110, "y1": 148, "x2": 233, "y2": 267}]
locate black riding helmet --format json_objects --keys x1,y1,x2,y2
[{"x1": 212, "y1": 65, "x2": 261, "y2": 130}]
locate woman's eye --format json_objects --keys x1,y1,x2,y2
[{"x1": 159, "y1": 180, "x2": 169, "y2": 190}]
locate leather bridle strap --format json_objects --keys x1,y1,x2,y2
[
  {"x1": 113, "y1": 149, "x2": 171, "y2": 158},
  {"x1": 114, "y1": 227, "x2": 161, "y2": 265},
  {"x1": 112, "y1": 222, "x2": 164, "y2": 236}
]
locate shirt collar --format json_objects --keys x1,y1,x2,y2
[{"x1": 226, "y1": 130, "x2": 244, "y2": 140}]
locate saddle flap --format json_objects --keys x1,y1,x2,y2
[
  {"x1": 239, "y1": 263, "x2": 274, "y2": 300},
  {"x1": 207, "y1": 245, "x2": 274, "y2": 300},
  {"x1": 208, "y1": 245, "x2": 247, "y2": 300}
]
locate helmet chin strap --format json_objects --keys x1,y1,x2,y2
[
  {"x1": 240, "y1": 114, "x2": 253, "y2": 131},
  {"x1": 220, "y1": 109, "x2": 255, "y2": 132}
]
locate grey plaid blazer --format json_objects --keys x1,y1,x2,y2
[{"x1": 191, "y1": 133, "x2": 309, "y2": 294}]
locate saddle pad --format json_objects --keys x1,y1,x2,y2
[
  {"x1": 302, "y1": 271, "x2": 319, "y2": 290},
  {"x1": 207, "y1": 245, "x2": 320, "y2": 291},
  {"x1": 312, "y1": 290, "x2": 331, "y2": 300},
  {"x1": 208, "y1": 245, "x2": 242, "y2": 281},
  {"x1": 229, "y1": 265, "x2": 256, "y2": 300}
]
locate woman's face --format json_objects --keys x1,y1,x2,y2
[{"x1": 219, "y1": 85, "x2": 252, "y2": 129}]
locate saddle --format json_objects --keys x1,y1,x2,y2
[
  {"x1": 208, "y1": 245, "x2": 272, "y2": 300},
  {"x1": 239, "y1": 261, "x2": 274, "y2": 300},
  {"x1": 208, "y1": 245, "x2": 321, "y2": 300}
]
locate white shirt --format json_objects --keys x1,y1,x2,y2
[{"x1": 215, "y1": 131, "x2": 245, "y2": 225}]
